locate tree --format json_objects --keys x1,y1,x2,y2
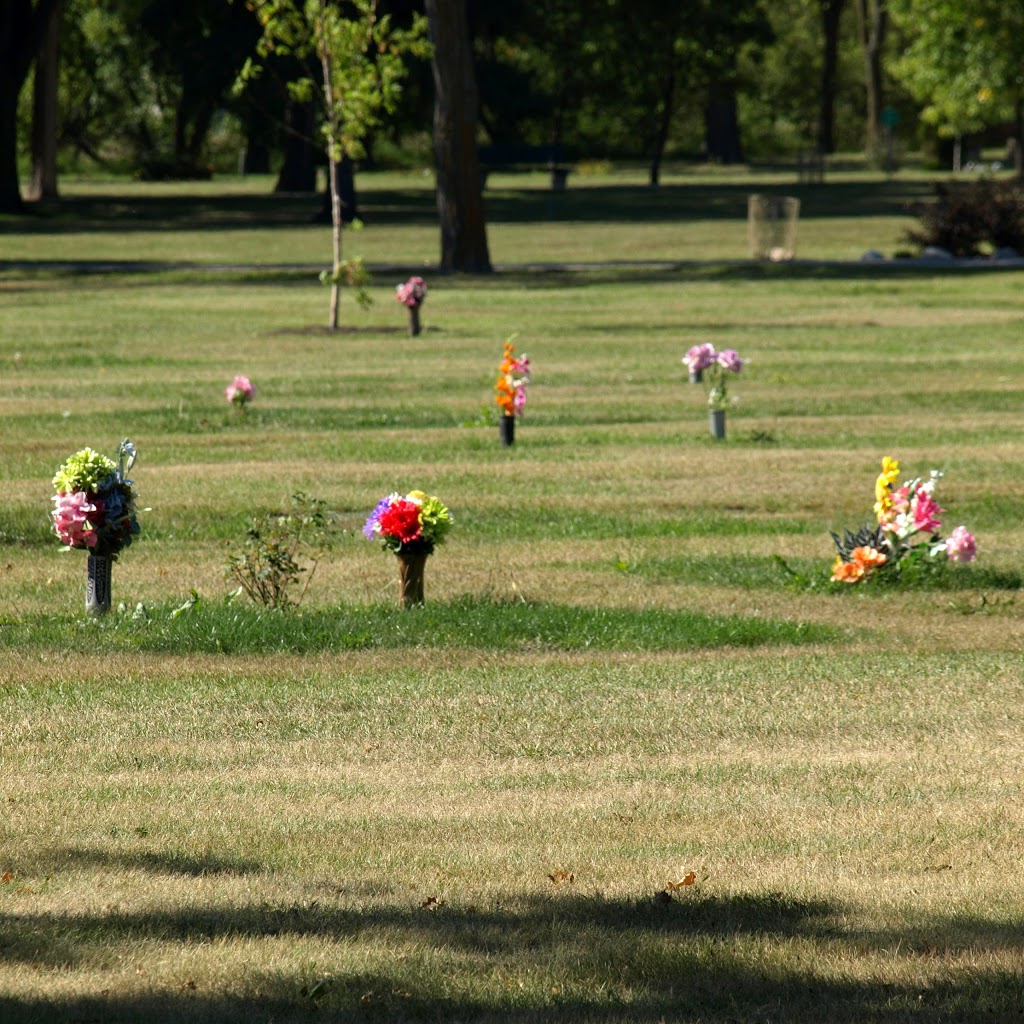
[
  {"x1": 27, "y1": 0, "x2": 63, "y2": 200},
  {"x1": 890, "y1": 0, "x2": 1024, "y2": 168},
  {"x1": 241, "y1": 0, "x2": 429, "y2": 328},
  {"x1": 818, "y1": 0, "x2": 847, "y2": 153},
  {"x1": 424, "y1": 0, "x2": 491, "y2": 273},
  {"x1": 0, "y1": 0, "x2": 64, "y2": 212},
  {"x1": 855, "y1": 0, "x2": 888, "y2": 157}
]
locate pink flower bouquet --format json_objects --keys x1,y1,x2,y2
[
  {"x1": 682, "y1": 343, "x2": 743, "y2": 409},
  {"x1": 395, "y1": 276, "x2": 427, "y2": 309},
  {"x1": 396, "y1": 277, "x2": 427, "y2": 336},
  {"x1": 226, "y1": 375, "x2": 256, "y2": 407},
  {"x1": 51, "y1": 440, "x2": 139, "y2": 559}
]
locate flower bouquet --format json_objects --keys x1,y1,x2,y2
[
  {"x1": 494, "y1": 338, "x2": 531, "y2": 446},
  {"x1": 51, "y1": 440, "x2": 139, "y2": 615},
  {"x1": 226, "y1": 374, "x2": 257, "y2": 409},
  {"x1": 364, "y1": 490, "x2": 453, "y2": 606},
  {"x1": 395, "y1": 276, "x2": 427, "y2": 336},
  {"x1": 829, "y1": 456, "x2": 976, "y2": 585},
  {"x1": 682, "y1": 344, "x2": 743, "y2": 438}
]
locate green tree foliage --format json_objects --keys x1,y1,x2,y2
[
  {"x1": 890, "y1": 0, "x2": 1024, "y2": 138},
  {"x1": 57, "y1": 0, "x2": 257, "y2": 176},
  {"x1": 239, "y1": 0, "x2": 428, "y2": 328}
]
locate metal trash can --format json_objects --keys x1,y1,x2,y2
[{"x1": 748, "y1": 194, "x2": 800, "y2": 260}]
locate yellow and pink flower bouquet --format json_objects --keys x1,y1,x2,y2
[{"x1": 830, "y1": 456, "x2": 976, "y2": 585}]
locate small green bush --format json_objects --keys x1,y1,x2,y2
[{"x1": 223, "y1": 493, "x2": 332, "y2": 610}]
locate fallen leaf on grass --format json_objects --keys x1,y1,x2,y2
[
  {"x1": 0, "y1": 871, "x2": 14, "y2": 884},
  {"x1": 665, "y1": 871, "x2": 698, "y2": 891},
  {"x1": 548, "y1": 870, "x2": 575, "y2": 886}
]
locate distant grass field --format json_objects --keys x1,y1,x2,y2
[{"x1": 1, "y1": 169, "x2": 1024, "y2": 1023}]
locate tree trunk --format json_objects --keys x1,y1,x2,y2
[
  {"x1": 648, "y1": 39, "x2": 677, "y2": 188},
  {"x1": 817, "y1": 0, "x2": 846, "y2": 155},
  {"x1": 321, "y1": 43, "x2": 343, "y2": 332},
  {"x1": 27, "y1": 0, "x2": 61, "y2": 201},
  {"x1": 855, "y1": 0, "x2": 887, "y2": 158},
  {"x1": 316, "y1": 155, "x2": 357, "y2": 224},
  {"x1": 425, "y1": 0, "x2": 491, "y2": 273},
  {"x1": 1014, "y1": 95, "x2": 1023, "y2": 180},
  {"x1": 704, "y1": 92, "x2": 744, "y2": 164},
  {"x1": 275, "y1": 99, "x2": 317, "y2": 193},
  {"x1": 0, "y1": 0, "x2": 63, "y2": 213}
]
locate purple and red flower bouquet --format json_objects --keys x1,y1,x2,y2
[
  {"x1": 51, "y1": 440, "x2": 139, "y2": 559},
  {"x1": 364, "y1": 489, "x2": 453, "y2": 607},
  {"x1": 829, "y1": 456, "x2": 977, "y2": 585},
  {"x1": 364, "y1": 490, "x2": 452, "y2": 555}
]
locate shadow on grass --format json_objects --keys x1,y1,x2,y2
[
  {"x1": 4, "y1": 179, "x2": 933, "y2": 234},
  {"x1": 0, "y1": 598, "x2": 837, "y2": 655},
  {"x1": 41, "y1": 846, "x2": 264, "y2": 878},
  {"x1": 0, "y1": 887, "x2": 1021, "y2": 1022},
  {"x1": 5, "y1": 259, "x2": 1019, "y2": 294}
]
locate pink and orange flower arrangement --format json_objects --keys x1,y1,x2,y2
[
  {"x1": 51, "y1": 440, "x2": 139, "y2": 558},
  {"x1": 830, "y1": 456, "x2": 976, "y2": 584},
  {"x1": 363, "y1": 490, "x2": 453, "y2": 554},
  {"x1": 495, "y1": 339, "x2": 531, "y2": 418}
]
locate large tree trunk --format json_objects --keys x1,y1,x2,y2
[
  {"x1": 316, "y1": 155, "x2": 357, "y2": 224},
  {"x1": 425, "y1": 0, "x2": 491, "y2": 273},
  {"x1": 817, "y1": 0, "x2": 846, "y2": 154},
  {"x1": 855, "y1": 0, "x2": 887, "y2": 158},
  {"x1": 0, "y1": 0, "x2": 63, "y2": 212},
  {"x1": 27, "y1": 0, "x2": 62, "y2": 201},
  {"x1": 704, "y1": 91, "x2": 744, "y2": 164},
  {"x1": 648, "y1": 37, "x2": 677, "y2": 188},
  {"x1": 275, "y1": 99, "x2": 317, "y2": 193}
]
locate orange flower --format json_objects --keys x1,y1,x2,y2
[
  {"x1": 850, "y1": 545, "x2": 887, "y2": 568},
  {"x1": 830, "y1": 557, "x2": 865, "y2": 583}
]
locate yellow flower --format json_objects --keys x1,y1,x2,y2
[{"x1": 875, "y1": 455, "x2": 900, "y2": 508}]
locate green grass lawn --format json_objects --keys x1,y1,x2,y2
[{"x1": 1, "y1": 169, "x2": 1024, "y2": 1023}]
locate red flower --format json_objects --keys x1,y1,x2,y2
[{"x1": 377, "y1": 498, "x2": 422, "y2": 544}]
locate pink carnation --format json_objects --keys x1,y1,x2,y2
[
  {"x1": 716, "y1": 348, "x2": 743, "y2": 373},
  {"x1": 945, "y1": 525, "x2": 976, "y2": 563},
  {"x1": 683, "y1": 343, "x2": 716, "y2": 372},
  {"x1": 226, "y1": 375, "x2": 256, "y2": 405},
  {"x1": 395, "y1": 276, "x2": 427, "y2": 308},
  {"x1": 52, "y1": 491, "x2": 102, "y2": 548}
]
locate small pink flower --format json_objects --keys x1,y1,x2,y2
[
  {"x1": 52, "y1": 491, "x2": 101, "y2": 548},
  {"x1": 716, "y1": 348, "x2": 743, "y2": 373},
  {"x1": 945, "y1": 525, "x2": 976, "y2": 562},
  {"x1": 395, "y1": 276, "x2": 427, "y2": 308},
  {"x1": 226, "y1": 375, "x2": 256, "y2": 406},
  {"x1": 683, "y1": 343, "x2": 716, "y2": 372},
  {"x1": 911, "y1": 487, "x2": 943, "y2": 534}
]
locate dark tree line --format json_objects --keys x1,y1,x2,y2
[{"x1": 3, "y1": 2, "x2": 1022, "y2": 222}]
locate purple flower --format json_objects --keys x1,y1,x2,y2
[
  {"x1": 716, "y1": 349, "x2": 743, "y2": 373},
  {"x1": 363, "y1": 496, "x2": 394, "y2": 540}
]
